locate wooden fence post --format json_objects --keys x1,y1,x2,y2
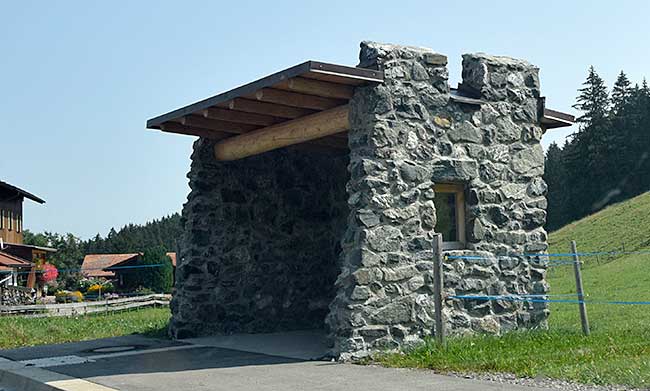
[
  {"x1": 433, "y1": 234, "x2": 445, "y2": 345},
  {"x1": 571, "y1": 240, "x2": 590, "y2": 336}
]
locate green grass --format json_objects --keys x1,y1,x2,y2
[
  {"x1": 375, "y1": 192, "x2": 650, "y2": 387},
  {"x1": 0, "y1": 307, "x2": 170, "y2": 350}
]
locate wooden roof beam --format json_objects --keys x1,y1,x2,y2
[
  {"x1": 202, "y1": 107, "x2": 282, "y2": 126},
  {"x1": 180, "y1": 115, "x2": 260, "y2": 134},
  {"x1": 214, "y1": 105, "x2": 349, "y2": 161},
  {"x1": 273, "y1": 77, "x2": 355, "y2": 99},
  {"x1": 224, "y1": 98, "x2": 316, "y2": 119},
  {"x1": 160, "y1": 122, "x2": 231, "y2": 140},
  {"x1": 248, "y1": 88, "x2": 346, "y2": 111}
]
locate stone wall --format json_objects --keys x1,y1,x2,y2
[
  {"x1": 169, "y1": 141, "x2": 349, "y2": 338},
  {"x1": 170, "y1": 41, "x2": 551, "y2": 360},
  {"x1": 326, "y1": 42, "x2": 549, "y2": 359}
]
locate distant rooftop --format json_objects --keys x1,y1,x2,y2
[{"x1": 0, "y1": 180, "x2": 45, "y2": 204}]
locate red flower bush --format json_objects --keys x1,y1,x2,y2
[{"x1": 41, "y1": 263, "x2": 58, "y2": 283}]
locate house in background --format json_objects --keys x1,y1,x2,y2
[
  {"x1": 82, "y1": 252, "x2": 176, "y2": 289},
  {"x1": 81, "y1": 253, "x2": 143, "y2": 283},
  {"x1": 0, "y1": 180, "x2": 54, "y2": 288}
]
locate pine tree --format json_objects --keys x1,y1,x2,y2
[
  {"x1": 573, "y1": 66, "x2": 610, "y2": 126},
  {"x1": 543, "y1": 142, "x2": 568, "y2": 230},
  {"x1": 566, "y1": 66, "x2": 612, "y2": 218},
  {"x1": 611, "y1": 71, "x2": 632, "y2": 116}
]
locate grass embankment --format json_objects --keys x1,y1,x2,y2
[
  {"x1": 376, "y1": 192, "x2": 650, "y2": 387},
  {"x1": 0, "y1": 307, "x2": 170, "y2": 350}
]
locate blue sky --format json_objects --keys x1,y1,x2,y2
[{"x1": 1, "y1": 1, "x2": 648, "y2": 239}]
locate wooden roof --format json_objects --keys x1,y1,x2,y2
[
  {"x1": 147, "y1": 62, "x2": 573, "y2": 154},
  {"x1": 0, "y1": 181, "x2": 45, "y2": 204},
  {"x1": 81, "y1": 253, "x2": 142, "y2": 278},
  {"x1": 449, "y1": 89, "x2": 574, "y2": 129},
  {"x1": 146, "y1": 61, "x2": 383, "y2": 149},
  {"x1": 541, "y1": 108, "x2": 575, "y2": 129},
  {"x1": 0, "y1": 251, "x2": 33, "y2": 269}
]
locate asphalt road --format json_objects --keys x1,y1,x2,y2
[{"x1": 1, "y1": 334, "x2": 553, "y2": 391}]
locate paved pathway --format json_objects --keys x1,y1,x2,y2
[{"x1": 0, "y1": 334, "x2": 553, "y2": 391}]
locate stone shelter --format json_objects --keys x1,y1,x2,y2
[{"x1": 146, "y1": 42, "x2": 574, "y2": 359}]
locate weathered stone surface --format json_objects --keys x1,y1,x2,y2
[
  {"x1": 170, "y1": 143, "x2": 349, "y2": 338},
  {"x1": 447, "y1": 121, "x2": 482, "y2": 143},
  {"x1": 328, "y1": 43, "x2": 549, "y2": 359},
  {"x1": 173, "y1": 42, "x2": 550, "y2": 361},
  {"x1": 431, "y1": 159, "x2": 479, "y2": 181}
]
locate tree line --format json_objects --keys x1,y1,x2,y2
[
  {"x1": 544, "y1": 68, "x2": 650, "y2": 230},
  {"x1": 24, "y1": 213, "x2": 182, "y2": 274}
]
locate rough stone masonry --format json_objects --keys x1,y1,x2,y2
[{"x1": 170, "y1": 41, "x2": 550, "y2": 360}]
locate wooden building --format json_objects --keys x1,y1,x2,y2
[
  {"x1": 0, "y1": 180, "x2": 53, "y2": 288},
  {"x1": 81, "y1": 253, "x2": 143, "y2": 280}
]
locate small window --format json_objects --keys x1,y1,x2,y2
[
  {"x1": 8, "y1": 212, "x2": 12, "y2": 231},
  {"x1": 0, "y1": 210, "x2": 3, "y2": 230},
  {"x1": 16, "y1": 214, "x2": 21, "y2": 233},
  {"x1": 433, "y1": 183, "x2": 466, "y2": 249}
]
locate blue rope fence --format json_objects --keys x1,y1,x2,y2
[
  {"x1": 450, "y1": 294, "x2": 650, "y2": 306},
  {"x1": 1, "y1": 263, "x2": 167, "y2": 276}
]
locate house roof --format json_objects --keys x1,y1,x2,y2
[
  {"x1": 0, "y1": 251, "x2": 34, "y2": 269},
  {"x1": 81, "y1": 253, "x2": 141, "y2": 278},
  {"x1": 0, "y1": 181, "x2": 45, "y2": 204},
  {"x1": 166, "y1": 252, "x2": 176, "y2": 267},
  {"x1": 4, "y1": 243, "x2": 57, "y2": 253}
]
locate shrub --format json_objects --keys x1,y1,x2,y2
[
  {"x1": 54, "y1": 290, "x2": 84, "y2": 303},
  {"x1": 76, "y1": 278, "x2": 95, "y2": 293},
  {"x1": 134, "y1": 287, "x2": 155, "y2": 296},
  {"x1": 120, "y1": 247, "x2": 173, "y2": 293}
]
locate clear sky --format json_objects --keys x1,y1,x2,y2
[{"x1": 1, "y1": 0, "x2": 648, "y2": 239}]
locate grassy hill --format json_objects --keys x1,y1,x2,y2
[
  {"x1": 548, "y1": 191, "x2": 650, "y2": 332},
  {"x1": 378, "y1": 192, "x2": 650, "y2": 387}
]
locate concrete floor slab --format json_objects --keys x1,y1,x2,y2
[{"x1": 185, "y1": 329, "x2": 329, "y2": 360}]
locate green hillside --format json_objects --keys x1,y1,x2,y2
[
  {"x1": 378, "y1": 192, "x2": 650, "y2": 387},
  {"x1": 547, "y1": 191, "x2": 650, "y2": 332}
]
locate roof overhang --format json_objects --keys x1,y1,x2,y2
[
  {"x1": 450, "y1": 89, "x2": 575, "y2": 130},
  {"x1": 146, "y1": 60, "x2": 383, "y2": 152},
  {"x1": 540, "y1": 108, "x2": 575, "y2": 129},
  {"x1": 0, "y1": 181, "x2": 45, "y2": 204},
  {"x1": 0, "y1": 251, "x2": 34, "y2": 268},
  {"x1": 147, "y1": 62, "x2": 573, "y2": 160},
  {"x1": 5, "y1": 243, "x2": 57, "y2": 253}
]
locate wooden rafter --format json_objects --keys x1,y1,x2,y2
[
  {"x1": 248, "y1": 88, "x2": 346, "y2": 111},
  {"x1": 180, "y1": 115, "x2": 259, "y2": 134},
  {"x1": 272, "y1": 77, "x2": 355, "y2": 99},
  {"x1": 202, "y1": 107, "x2": 280, "y2": 126},
  {"x1": 160, "y1": 122, "x2": 231, "y2": 140},
  {"x1": 224, "y1": 98, "x2": 316, "y2": 119}
]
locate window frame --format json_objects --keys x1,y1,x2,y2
[{"x1": 434, "y1": 183, "x2": 467, "y2": 250}]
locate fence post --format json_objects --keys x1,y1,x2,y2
[
  {"x1": 571, "y1": 240, "x2": 590, "y2": 336},
  {"x1": 433, "y1": 234, "x2": 445, "y2": 345}
]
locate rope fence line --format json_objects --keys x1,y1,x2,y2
[
  {"x1": 428, "y1": 239, "x2": 650, "y2": 343},
  {"x1": 450, "y1": 294, "x2": 650, "y2": 306},
  {"x1": 2, "y1": 263, "x2": 167, "y2": 276},
  {"x1": 446, "y1": 248, "x2": 650, "y2": 260}
]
